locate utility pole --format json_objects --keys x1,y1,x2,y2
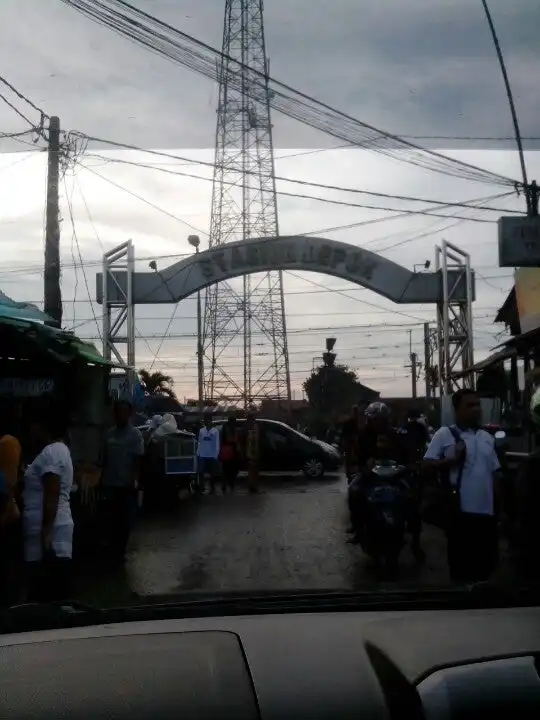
[
  {"x1": 424, "y1": 322, "x2": 431, "y2": 399},
  {"x1": 405, "y1": 329, "x2": 420, "y2": 399},
  {"x1": 411, "y1": 352, "x2": 418, "y2": 399},
  {"x1": 44, "y1": 116, "x2": 62, "y2": 327},
  {"x1": 188, "y1": 235, "x2": 204, "y2": 415}
]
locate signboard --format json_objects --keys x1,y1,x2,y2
[
  {"x1": 0, "y1": 378, "x2": 54, "y2": 397},
  {"x1": 498, "y1": 216, "x2": 540, "y2": 267},
  {"x1": 515, "y1": 267, "x2": 540, "y2": 333}
]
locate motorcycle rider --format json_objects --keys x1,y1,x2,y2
[
  {"x1": 340, "y1": 405, "x2": 363, "y2": 482},
  {"x1": 347, "y1": 402, "x2": 402, "y2": 545},
  {"x1": 400, "y1": 408, "x2": 430, "y2": 459},
  {"x1": 347, "y1": 402, "x2": 425, "y2": 561},
  {"x1": 397, "y1": 407, "x2": 429, "y2": 562}
]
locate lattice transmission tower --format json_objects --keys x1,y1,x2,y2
[{"x1": 202, "y1": 0, "x2": 291, "y2": 407}]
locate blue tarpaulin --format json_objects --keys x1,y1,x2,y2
[{"x1": 0, "y1": 290, "x2": 54, "y2": 323}]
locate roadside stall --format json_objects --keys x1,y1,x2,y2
[{"x1": 0, "y1": 315, "x2": 119, "y2": 560}]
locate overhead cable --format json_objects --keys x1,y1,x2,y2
[
  {"x1": 74, "y1": 142, "x2": 522, "y2": 216},
  {"x1": 58, "y1": 0, "x2": 519, "y2": 188}
]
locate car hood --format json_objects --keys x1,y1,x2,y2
[{"x1": 312, "y1": 439, "x2": 340, "y2": 456}]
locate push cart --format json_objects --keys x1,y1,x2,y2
[{"x1": 142, "y1": 429, "x2": 197, "y2": 510}]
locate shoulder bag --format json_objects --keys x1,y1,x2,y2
[{"x1": 423, "y1": 426, "x2": 466, "y2": 530}]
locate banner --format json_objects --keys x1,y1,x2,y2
[{"x1": 515, "y1": 268, "x2": 540, "y2": 333}]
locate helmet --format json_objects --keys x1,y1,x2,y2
[
  {"x1": 530, "y1": 387, "x2": 540, "y2": 427},
  {"x1": 407, "y1": 407, "x2": 421, "y2": 420},
  {"x1": 411, "y1": 413, "x2": 428, "y2": 427},
  {"x1": 365, "y1": 402, "x2": 390, "y2": 420}
]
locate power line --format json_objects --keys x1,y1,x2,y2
[
  {"x1": 63, "y1": 176, "x2": 102, "y2": 339},
  {"x1": 0, "y1": 75, "x2": 49, "y2": 119},
  {"x1": 0, "y1": 75, "x2": 48, "y2": 142},
  {"x1": 402, "y1": 135, "x2": 540, "y2": 142},
  {"x1": 0, "y1": 92, "x2": 37, "y2": 129},
  {"x1": 76, "y1": 144, "x2": 522, "y2": 216},
  {"x1": 74, "y1": 160, "x2": 209, "y2": 236},
  {"x1": 77, "y1": 156, "x2": 499, "y2": 225},
  {"x1": 58, "y1": 0, "x2": 520, "y2": 188},
  {"x1": 61, "y1": 306, "x2": 501, "y2": 322},
  {"x1": 480, "y1": 0, "x2": 530, "y2": 210}
]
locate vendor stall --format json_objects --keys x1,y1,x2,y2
[{"x1": 0, "y1": 315, "x2": 122, "y2": 559}]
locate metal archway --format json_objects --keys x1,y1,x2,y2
[{"x1": 96, "y1": 236, "x2": 474, "y2": 394}]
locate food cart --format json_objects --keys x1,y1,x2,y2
[{"x1": 140, "y1": 416, "x2": 197, "y2": 509}]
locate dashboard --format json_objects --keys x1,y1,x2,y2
[{"x1": 1, "y1": 605, "x2": 539, "y2": 719}]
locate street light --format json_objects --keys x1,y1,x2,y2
[{"x1": 188, "y1": 235, "x2": 203, "y2": 414}]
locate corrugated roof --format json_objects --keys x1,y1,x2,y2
[{"x1": 453, "y1": 347, "x2": 515, "y2": 378}]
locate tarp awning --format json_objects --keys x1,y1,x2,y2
[
  {"x1": 0, "y1": 316, "x2": 121, "y2": 368},
  {"x1": 453, "y1": 347, "x2": 515, "y2": 378},
  {"x1": 0, "y1": 291, "x2": 55, "y2": 323}
]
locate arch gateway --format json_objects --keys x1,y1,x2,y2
[{"x1": 96, "y1": 236, "x2": 475, "y2": 396}]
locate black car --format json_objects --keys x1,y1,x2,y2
[{"x1": 214, "y1": 418, "x2": 341, "y2": 478}]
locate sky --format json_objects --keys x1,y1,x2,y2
[{"x1": 0, "y1": 0, "x2": 538, "y2": 399}]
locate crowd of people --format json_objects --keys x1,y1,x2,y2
[
  {"x1": 0, "y1": 406, "x2": 75, "y2": 606},
  {"x1": 341, "y1": 390, "x2": 507, "y2": 584},
  {"x1": 0, "y1": 401, "x2": 277, "y2": 608},
  {"x1": 193, "y1": 412, "x2": 261, "y2": 494},
  {"x1": 1, "y1": 388, "x2": 537, "y2": 608},
  {"x1": 0, "y1": 398, "x2": 147, "y2": 607}
]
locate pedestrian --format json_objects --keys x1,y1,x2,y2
[
  {"x1": 100, "y1": 399, "x2": 145, "y2": 564},
  {"x1": 196, "y1": 412, "x2": 220, "y2": 494},
  {"x1": 0, "y1": 412, "x2": 23, "y2": 606},
  {"x1": 423, "y1": 388, "x2": 501, "y2": 584},
  {"x1": 245, "y1": 412, "x2": 260, "y2": 493},
  {"x1": 22, "y1": 409, "x2": 74, "y2": 603},
  {"x1": 220, "y1": 415, "x2": 241, "y2": 493}
]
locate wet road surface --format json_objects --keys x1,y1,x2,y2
[{"x1": 75, "y1": 474, "x2": 452, "y2": 607}]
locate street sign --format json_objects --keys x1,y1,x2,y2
[{"x1": 498, "y1": 216, "x2": 540, "y2": 267}]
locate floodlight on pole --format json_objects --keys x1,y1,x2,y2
[{"x1": 188, "y1": 235, "x2": 203, "y2": 413}]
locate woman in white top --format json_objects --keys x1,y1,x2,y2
[{"x1": 23, "y1": 411, "x2": 74, "y2": 602}]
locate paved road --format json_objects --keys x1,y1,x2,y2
[{"x1": 75, "y1": 474, "x2": 452, "y2": 607}]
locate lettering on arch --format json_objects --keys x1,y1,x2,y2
[{"x1": 197, "y1": 238, "x2": 378, "y2": 282}]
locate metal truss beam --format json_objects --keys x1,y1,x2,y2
[{"x1": 435, "y1": 240, "x2": 475, "y2": 395}]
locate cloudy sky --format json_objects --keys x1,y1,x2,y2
[{"x1": 0, "y1": 0, "x2": 538, "y2": 399}]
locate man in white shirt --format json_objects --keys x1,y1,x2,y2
[
  {"x1": 424, "y1": 389, "x2": 501, "y2": 583},
  {"x1": 196, "y1": 413, "x2": 220, "y2": 494}
]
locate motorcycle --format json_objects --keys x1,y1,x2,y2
[{"x1": 355, "y1": 461, "x2": 412, "y2": 577}]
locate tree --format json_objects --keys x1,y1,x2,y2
[
  {"x1": 303, "y1": 364, "x2": 378, "y2": 418},
  {"x1": 138, "y1": 369, "x2": 177, "y2": 398}
]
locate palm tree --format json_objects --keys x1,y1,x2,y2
[{"x1": 138, "y1": 369, "x2": 177, "y2": 398}]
